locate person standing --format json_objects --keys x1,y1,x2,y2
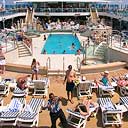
[
  {"x1": 63, "y1": 65, "x2": 76, "y2": 104},
  {"x1": 0, "y1": 48, "x2": 6, "y2": 74},
  {"x1": 31, "y1": 58, "x2": 40, "y2": 80},
  {"x1": 46, "y1": 93, "x2": 68, "y2": 128}
]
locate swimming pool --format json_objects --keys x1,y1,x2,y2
[{"x1": 41, "y1": 34, "x2": 82, "y2": 54}]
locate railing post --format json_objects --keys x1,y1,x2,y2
[{"x1": 63, "y1": 57, "x2": 65, "y2": 75}]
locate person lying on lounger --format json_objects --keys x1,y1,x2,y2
[{"x1": 75, "y1": 97, "x2": 99, "y2": 117}]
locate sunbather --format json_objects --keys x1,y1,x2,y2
[
  {"x1": 75, "y1": 97, "x2": 99, "y2": 117},
  {"x1": 17, "y1": 75, "x2": 30, "y2": 90}
]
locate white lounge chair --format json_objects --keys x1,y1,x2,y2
[
  {"x1": 0, "y1": 83, "x2": 10, "y2": 96},
  {"x1": 66, "y1": 102, "x2": 98, "y2": 128},
  {"x1": 98, "y1": 97, "x2": 122, "y2": 127},
  {"x1": 32, "y1": 79, "x2": 48, "y2": 97},
  {"x1": 66, "y1": 108, "x2": 89, "y2": 128},
  {"x1": 0, "y1": 98, "x2": 25, "y2": 126},
  {"x1": 98, "y1": 84, "x2": 115, "y2": 97},
  {"x1": 16, "y1": 98, "x2": 43, "y2": 127},
  {"x1": 77, "y1": 81, "x2": 92, "y2": 99}
]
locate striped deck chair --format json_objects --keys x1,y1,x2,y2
[
  {"x1": 0, "y1": 97, "x2": 3, "y2": 106},
  {"x1": 98, "y1": 97, "x2": 122, "y2": 127},
  {"x1": 0, "y1": 97, "x2": 25, "y2": 126},
  {"x1": 13, "y1": 86, "x2": 28, "y2": 97},
  {"x1": 115, "y1": 96, "x2": 128, "y2": 119},
  {"x1": 16, "y1": 98, "x2": 43, "y2": 127}
]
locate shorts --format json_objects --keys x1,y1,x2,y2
[
  {"x1": 66, "y1": 81, "x2": 75, "y2": 92},
  {"x1": 0, "y1": 59, "x2": 6, "y2": 65}
]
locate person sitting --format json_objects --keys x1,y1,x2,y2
[
  {"x1": 44, "y1": 35, "x2": 46, "y2": 41},
  {"x1": 75, "y1": 97, "x2": 99, "y2": 117},
  {"x1": 16, "y1": 75, "x2": 30, "y2": 90},
  {"x1": 76, "y1": 49, "x2": 81, "y2": 55},
  {"x1": 117, "y1": 76, "x2": 128, "y2": 87},
  {"x1": 43, "y1": 49, "x2": 47, "y2": 54},
  {"x1": 122, "y1": 42, "x2": 127, "y2": 48},
  {"x1": 100, "y1": 70, "x2": 110, "y2": 86}
]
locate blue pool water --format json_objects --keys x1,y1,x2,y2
[{"x1": 41, "y1": 34, "x2": 82, "y2": 54}]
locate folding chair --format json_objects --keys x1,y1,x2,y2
[
  {"x1": 16, "y1": 98, "x2": 43, "y2": 127},
  {"x1": 32, "y1": 80, "x2": 48, "y2": 97},
  {"x1": 0, "y1": 98, "x2": 25, "y2": 126},
  {"x1": 77, "y1": 81, "x2": 92, "y2": 99},
  {"x1": 0, "y1": 83, "x2": 9, "y2": 96},
  {"x1": 98, "y1": 97, "x2": 122, "y2": 127}
]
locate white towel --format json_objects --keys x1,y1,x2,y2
[
  {"x1": 25, "y1": 104, "x2": 33, "y2": 114},
  {"x1": 8, "y1": 99, "x2": 22, "y2": 112}
]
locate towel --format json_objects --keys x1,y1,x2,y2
[
  {"x1": 8, "y1": 99, "x2": 22, "y2": 112},
  {"x1": 25, "y1": 104, "x2": 33, "y2": 114}
]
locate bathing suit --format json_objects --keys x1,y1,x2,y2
[{"x1": 66, "y1": 81, "x2": 75, "y2": 92}]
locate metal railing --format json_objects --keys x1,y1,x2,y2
[
  {"x1": 0, "y1": 31, "x2": 17, "y2": 53},
  {"x1": 46, "y1": 57, "x2": 51, "y2": 69},
  {"x1": 76, "y1": 56, "x2": 81, "y2": 71}
]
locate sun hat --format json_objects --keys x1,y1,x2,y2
[{"x1": 104, "y1": 70, "x2": 109, "y2": 74}]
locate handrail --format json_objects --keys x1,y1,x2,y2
[
  {"x1": 76, "y1": 56, "x2": 81, "y2": 71},
  {"x1": 63, "y1": 56, "x2": 65, "y2": 75},
  {"x1": 46, "y1": 57, "x2": 51, "y2": 69}
]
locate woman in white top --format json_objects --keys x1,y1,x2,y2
[{"x1": 31, "y1": 58, "x2": 40, "y2": 80}]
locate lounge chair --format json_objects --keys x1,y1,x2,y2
[
  {"x1": 0, "y1": 82, "x2": 10, "y2": 96},
  {"x1": 0, "y1": 97, "x2": 25, "y2": 126},
  {"x1": 77, "y1": 81, "x2": 92, "y2": 99},
  {"x1": 66, "y1": 101, "x2": 98, "y2": 128},
  {"x1": 13, "y1": 86, "x2": 28, "y2": 97},
  {"x1": 16, "y1": 98, "x2": 43, "y2": 127},
  {"x1": 32, "y1": 79, "x2": 49, "y2": 97},
  {"x1": 98, "y1": 97, "x2": 122, "y2": 127},
  {"x1": 0, "y1": 97, "x2": 3, "y2": 106},
  {"x1": 98, "y1": 84, "x2": 115, "y2": 97},
  {"x1": 66, "y1": 108, "x2": 89, "y2": 128}
]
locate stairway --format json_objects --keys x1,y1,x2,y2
[
  {"x1": 90, "y1": 8, "x2": 99, "y2": 24},
  {"x1": 17, "y1": 41, "x2": 32, "y2": 57},
  {"x1": 94, "y1": 42, "x2": 108, "y2": 58}
]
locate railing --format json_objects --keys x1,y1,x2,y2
[
  {"x1": 46, "y1": 57, "x2": 51, "y2": 69},
  {"x1": 0, "y1": 7, "x2": 128, "y2": 18},
  {"x1": 76, "y1": 56, "x2": 81, "y2": 71},
  {"x1": 0, "y1": 30, "x2": 17, "y2": 53},
  {"x1": 63, "y1": 56, "x2": 65, "y2": 75},
  {"x1": 107, "y1": 30, "x2": 128, "y2": 53}
]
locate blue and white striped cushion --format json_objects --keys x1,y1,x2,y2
[
  {"x1": 13, "y1": 87, "x2": 26, "y2": 94},
  {"x1": 18, "y1": 111, "x2": 37, "y2": 120},
  {"x1": 0, "y1": 111, "x2": 19, "y2": 118}
]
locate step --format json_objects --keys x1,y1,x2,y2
[
  {"x1": 18, "y1": 49, "x2": 29, "y2": 52},
  {"x1": 19, "y1": 54, "x2": 31, "y2": 57}
]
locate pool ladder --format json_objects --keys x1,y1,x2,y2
[{"x1": 46, "y1": 57, "x2": 51, "y2": 69}]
